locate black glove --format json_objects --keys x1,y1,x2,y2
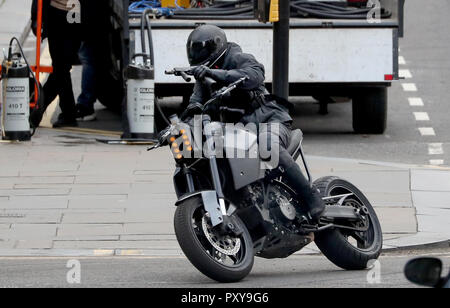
[
  {"x1": 192, "y1": 65, "x2": 212, "y2": 81},
  {"x1": 203, "y1": 100, "x2": 220, "y2": 117},
  {"x1": 157, "y1": 127, "x2": 171, "y2": 146},
  {"x1": 180, "y1": 102, "x2": 203, "y2": 121}
]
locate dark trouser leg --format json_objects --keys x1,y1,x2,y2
[
  {"x1": 46, "y1": 7, "x2": 81, "y2": 121},
  {"x1": 259, "y1": 123, "x2": 325, "y2": 220},
  {"x1": 77, "y1": 41, "x2": 97, "y2": 110}
]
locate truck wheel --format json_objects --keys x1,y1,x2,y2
[{"x1": 352, "y1": 87, "x2": 388, "y2": 134}]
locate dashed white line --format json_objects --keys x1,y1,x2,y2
[
  {"x1": 399, "y1": 69, "x2": 412, "y2": 79},
  {"x1": 419, "y1": 127, "x2": 436, "y2": 136},
  {"x1": 429, "y1": 143, "x2": 444, "y2": 155},
  {"x1": 399, "y1": 56, "x2": 406, "y2": 65},
  {"x1": 402, "y1": 83, "x2": 418, "y2": 92},
  {"x1": 409, "y1": 97, "x2": 424, "y2": 106},
  {"x1": 414, "y1": 112, "x2": 430, "y2": 121}
]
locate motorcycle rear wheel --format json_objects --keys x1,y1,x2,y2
[
  {"x1": 314, "y1": 177, "x2": 383, "y2": 270},
  {"x1": 174, "y1": 196, "x2": 254, "y2": 283}
]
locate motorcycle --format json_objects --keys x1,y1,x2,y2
[{"x1": 148, "y1": 68, "x2": 383, "y2": 282}]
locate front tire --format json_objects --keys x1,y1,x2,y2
[
  {"x1": 314, "y1": 177, "x2": 383, "y2": 270},
  {"x1": 174, "y1": 196, "x2": 254, "y2": 283}
]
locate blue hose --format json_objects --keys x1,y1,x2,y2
[{"x1": 128, "y1": 0, "x2": 181, "y2": 16}]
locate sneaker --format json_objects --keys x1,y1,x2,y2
[
  {"x1": 76, "y1": 104, "x2": 96, "y2": 122},
  {"x1": 53, "y1": 114, "x2": 78, "y2": 128}
]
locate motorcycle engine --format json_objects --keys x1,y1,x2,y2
[
  {"x1": 268, "y1": 186, "x2": 298, "y2": 224},
  {"x1": 239, "y1": 182, "x2": 313, "y2": 259}
]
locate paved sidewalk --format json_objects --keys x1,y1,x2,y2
[
  {"x1": 0, "y1": 128, "x2": 448, "y2": 257},
  {"x1": 0, "y1": 0, "x2": 32, "y2": 52}
]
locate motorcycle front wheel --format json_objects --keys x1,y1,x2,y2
[
  {"x1": 314, "y1": 176, "x2": 383, "y2": 270},
  {"x1": 174, "y1": 196, "x2": 254, "y2": 283}
]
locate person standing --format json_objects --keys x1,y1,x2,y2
[{"x1": 30, "y1": 0, "x2": 82, "y2": 128}]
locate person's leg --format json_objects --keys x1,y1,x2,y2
[
  {"x1": 47, "y1": 7, "x2": 80, "y2": 127},
  {"x1": 259, "y1": 123, "x2": 325, "y2": 221},
  {"x1": 76, "y1": 41, "x2": 97, "y2": 121}
]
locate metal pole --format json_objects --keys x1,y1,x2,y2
[
  {"x1": 273, "y1": 0, "x2": 290, "y2": 100},
  {"x1": 34, "y1": 0, "x2": 43, "y2": 108}
]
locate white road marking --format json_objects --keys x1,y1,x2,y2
[
  {"x1": 399, "y1": 56, "x2": 406, "y2": 65},
  {"x1": 419, "y1": 127, "x2": 436, "y2": 136},
  {"x1": 430, "y1": 159, "x2": 445, "y2": 166},
  {"x1": 409, "y1": 97, "x2": 424, "y2": 106},
  {"x1": 429, "y1": 143, "x2": 444, "y2": 155},
  {"x1": 414, "y1": 112, "x2": 430, "y2": 121},
  {"x1": 399, "y1": 69, "x2": 412, "y2": 79},
  {"x1": 402, "y1": 83, "x2": 418, "y2": 92}
]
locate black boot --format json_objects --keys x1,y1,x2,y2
[{"x1": 281, "y1": 159, "x2": 325, "y2": 222}]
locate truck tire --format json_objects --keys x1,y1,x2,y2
[{"x1": 352, "y1": 87, "x2": 388, "y2": 134}]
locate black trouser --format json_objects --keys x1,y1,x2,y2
[
  {"x1": 42, "y1": 7, "x2": 81, "y2": 120},
  {"x1": 259, "y1": 123, "x2": 322, "y2": 214}
]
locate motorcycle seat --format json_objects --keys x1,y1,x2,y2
[{"x1": 287, "y1": 129, "x2": 303, "y2": 157}]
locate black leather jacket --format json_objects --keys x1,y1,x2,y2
[{"x1": 189, "y1": 43, "x2": 293, "y2": 125}]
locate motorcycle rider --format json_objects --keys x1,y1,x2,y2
[{"x1": 184, "y1": 25, "x2": 325, "y2": 222}]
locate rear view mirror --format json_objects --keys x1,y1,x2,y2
[{"x1": 405, "y1": 258, "x2": 443, "y2": 287}]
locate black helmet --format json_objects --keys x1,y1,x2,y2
[{"x1": 187, "y1": 25, "x2": 228, "y2": 66}]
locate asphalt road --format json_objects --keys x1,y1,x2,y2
[{"x1": 0, "y1": 250, "x2": 449, "y2": 288}]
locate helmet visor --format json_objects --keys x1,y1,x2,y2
[{"x1": 187, "y1": 39, "x2": 218, "y2": 66}]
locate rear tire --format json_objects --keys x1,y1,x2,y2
[
  {"x1": 352, "y1": 87, "x2": 388, "y2": 134},
  {"x1": 174, "y1": 196, "x2": 254, "y2": 283},
  {"x1": 314, "y1": 177, "x2": 383, "y2": 270}
]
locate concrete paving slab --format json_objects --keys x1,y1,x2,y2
[
  {"x1": 365, "y1": 192, "x2": 413, "y2": 208},
  {"x1": 0, "y1": 188, "x2": 71, "y2": 197},
  {"x1": 68, "y1": 199, "x2": 128, "y2": 209},
  {"x1": 0, "y1": 199, "x2": 68, "y2": 210},
  {"x1": 0, "y1": 211, "x2": 62, "y2": 224},
  {"x1": 70, "y1": 184, "x2": 130, "y2": 196},
  {"x1": 0, "y1": 249, "x2": 115, "y2": 257},
  {"x1": 324, "y1": 170, "x2": 411, "y2": 193},
  {"x1": 0, "y1": 240, "x2": 16, "y2": 249},
  {"x1": 0, "y1": 176, "x2": 75, "y2": 185},
  {"x1": 57, "y1": 224, "x2": 123, "y2": 237},
  {"x1": 412, "y1": 191, "x2": 450, "y2": 208},
  {"x1": 15, "y1": 240, "x2": 53, "y2": 249},
  {"x1": 411, "y1": 169, "x2": 450, "y2": 192},
  {"x1": 54, "y1": 235, "x2": 120, "y2": 241},
  {"x1": 417, "y1": 215, "x2": 450, "y2": 235},
  {"x1": 119, "y1": 234, "x2": 177, "y2": 241},
  {"x1": 374, "y1": 207, "x2": 417, "y2": 234},
  {"x1": 62, "y1": 213, "x2": 126, "y2": 224},
  {"x1": 53, "y1": 240, "x2": 180, "y2": 250},
  {"x1": 123, "y1": 223, "x2": 175, "y2": 235},
  {"x1": 6, "y1": 224, "x2": 57, "y2": 240}
]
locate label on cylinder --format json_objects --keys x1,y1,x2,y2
[
  {"x1": 127, "y1": 79, "x2": 155, "y2": 134},
  {"x1": 1, "y1": 77, "x2": 30, "y2": 132}
]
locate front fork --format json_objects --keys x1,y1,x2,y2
[{"x1": 183, "y1": 115, "x2": 238, "y2": 233}]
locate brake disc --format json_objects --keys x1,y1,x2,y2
[{"x1": 201, "y1": 215, "x2": 241, "y2": 256}]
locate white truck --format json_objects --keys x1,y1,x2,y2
[{"x1": 110, "y1": 0, "x2": 405, "y2": 134}]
